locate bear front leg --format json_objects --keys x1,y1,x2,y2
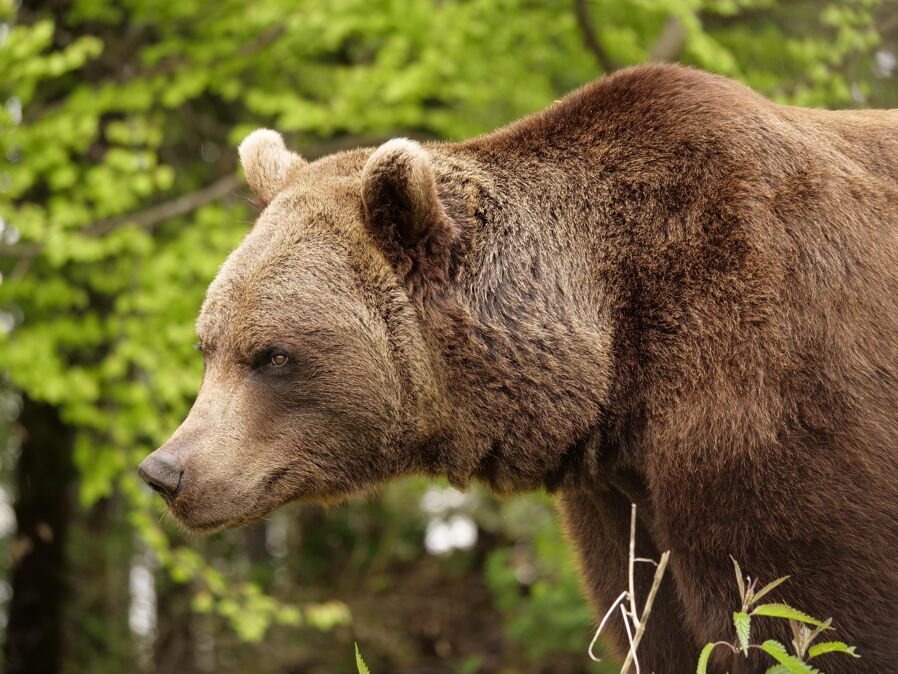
[
  {"x1": 557, "y1": 487, "x2": 699, "y2": 672},
  {"x1": 654, "y1": 512, "x2": 891, "y2": 674},
  {"x1": 646, "y1": 434, "x2": 898, "y2": 674}
]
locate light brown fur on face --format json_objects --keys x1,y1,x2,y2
[
  {"x1": 140, "y1": 64, "x2": 898, "y2": 673},
  {"x1": 160, "y1": 155, "x2": 447, "y2": 531}
]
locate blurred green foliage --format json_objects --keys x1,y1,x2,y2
[{"x1": 0, "y1": 0, "x2": 895, "y2": 671}]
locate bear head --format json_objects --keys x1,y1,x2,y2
[{"x1": 138, "y1": 130, "x2": 461, "y2": 532}]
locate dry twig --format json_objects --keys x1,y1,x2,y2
[{"x1": 587, "y1": 504, "x2": 671, "y2": 674}]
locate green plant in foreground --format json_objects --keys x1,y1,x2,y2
[
  {"x1": 355, "y1": 643, "x2": 371, "y2": 674},
  {"x1": 697, "y1": 558, "x2": 859, "y2": 673}
]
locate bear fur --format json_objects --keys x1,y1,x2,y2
[{"x1": 142, "y1": 64, "x2": 898, "y2": 673}]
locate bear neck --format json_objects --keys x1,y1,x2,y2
[
  {"x1": 415, "y1": 74, "x2": 792, "y2": 500},
  {"x1": 415, "y1": 146, "x2": 628, "y2": 495}
]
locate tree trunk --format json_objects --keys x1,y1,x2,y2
[
  {"x1": 4, "y1": 398, "x2": 75, "y2": 674},
  {"x1": 154, "y1": 576, "x2": 199, "y2": 674}
]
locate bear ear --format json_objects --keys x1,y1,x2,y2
[
  {"x1": 361, "y1": 138, "x2": 453, "y2": 251},
  {"x1": 238, "y1": 129, "x2": 305, "y2": 206}
]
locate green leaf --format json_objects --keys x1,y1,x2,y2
[
  {"x1": 355, "y1": 643, "x2": 371, "y2": 674},
  {"x1": 275, "y1": 605, "x2": 303, "y2": 626},
  {"x1": 696, "y1": 643, "x2": 716, "y2": 674},
  {"x1": 731, "y1": 556, "x2": 747, "y2": 604},
  {"x1": 306, "y1": 601, "x2": 351, "y2": 631},
  {"x1": 808, "y1": 641, "x2": 859, "y2": 659},
  {"x1": 734, "y1": 611, "x2": 751, "y2": 655},
  {"x1": 191, "y1": 590, "x2": 214, "y2": 613},
  {"x1": 750, "y1": 576, "x2": 790, "y2": 606},
  {"x1": 760, "y1": 640, "x2": 820, "y2": 674},
  {"x1": 752, "y1": 604, "x2": 829, "y2": 628},
  {"x1": 765, "y1": 667, "x2": 791, "y2": 674}
]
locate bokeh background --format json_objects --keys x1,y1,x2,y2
[{"x1": 0, "y1": 1, "x2": 896, "y2": 672}]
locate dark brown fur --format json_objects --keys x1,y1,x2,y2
[{"x1": 143, "y1": 64, "x2": 898, "y2": 673}]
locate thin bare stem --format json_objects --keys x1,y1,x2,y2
[
  {"x1": 584, "y1": 504, "x2": 672, "y2": 674},
  {"x1": 627, "y1": 503, "x2": 639, "y2": 627},
  {"x1": 588, "y1": 590, "x2": 628, "y2": 662},
  {"x1": 620, "y1": 550, "x2": 671, "y2": 674},
  {"x1": 620, "y1": 604, "x2": 640, "y2": 674}
]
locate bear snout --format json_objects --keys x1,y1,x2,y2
[{"x1": 138, "y1": 450, "x2": 185, "y2": 499}]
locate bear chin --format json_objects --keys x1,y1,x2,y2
[{"x1": 164, "y1": 494, "x2": 273, "y2": 535}]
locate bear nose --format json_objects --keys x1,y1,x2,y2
[{"x1": 138, "y1": 451, "x2": 184, "y2": 498}]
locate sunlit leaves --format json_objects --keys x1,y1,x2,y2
[
  {"x1": 734, "y1": 611, "x2": 751, "y2": 655},
  {"x1": 807, "y1": 641, "x2": 859, "y2": 659},
  {"x1": 752, "y1": 604, "x2": 829, "y2": 628},
  {"x1": 760, "y1": 640, "x2": 821, "y2": 674},
  {"x1": 696, "y1": 642, "x2": 715, "y2": 674}
]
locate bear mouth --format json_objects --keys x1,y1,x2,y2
[
  {"x1": 169, "y1": 508, "x2": 257, "y2": 535},
  {"x1": 165, "y1": 477, "x2": 293, "y2": 534},
  {"x1": 166, "y1": 494, "x2": 263, "y2": 534},
  {"x1": 182, "y1": 516, "x2": 233, "y2": 534}
]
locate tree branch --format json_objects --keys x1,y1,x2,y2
[
  {"x1": 91, "y1": 173, "x2": 243, "y2": 239},
  {"x1": 0, "y1": 133, "x2": 404, "y2": 272},
  {"x1": 0, "y1": 173, "x2": 242, "y2": 261},
  {"x1": 574, "y1": 0, "x2": 617, "y2": 73},
  {"x1": 1, "y1": 173, "x2": 243, "y2": 280},
  {"x1": 650, "y1": 16, "x2": 687, "y2": 62}
]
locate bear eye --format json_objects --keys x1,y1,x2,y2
[
  {"x1": 268, "y1": 353, "x2": 289, "y2": 367},
  {"x1": 252, "y1": 347, "x2": 292, "y2": 372}
]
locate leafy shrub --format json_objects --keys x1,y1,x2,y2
[{"x1": 696, "y1": 558, "x2": 859, "y2": 674}]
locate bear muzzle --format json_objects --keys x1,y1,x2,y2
[{"x1": 138, "y1": 450, "x2": 185, "y2": 500}]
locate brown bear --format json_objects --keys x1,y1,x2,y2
[{"x1": 138, "y1": 64, "x2": 898, "y2": 673}]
